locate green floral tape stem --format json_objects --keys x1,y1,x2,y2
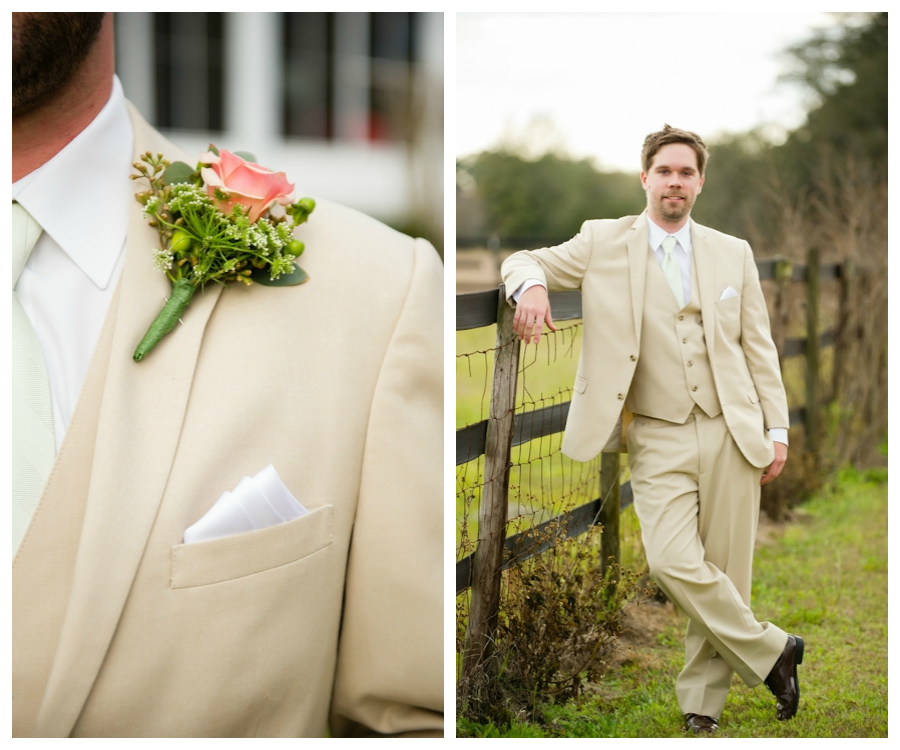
[{"x1": 133, "y1": 279, "x2": 197, "y2": 361}]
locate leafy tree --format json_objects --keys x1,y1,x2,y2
[
  {"x1": 696, "y1": 13, "x2": 887, "y2": 245},
  {"x1": 459, "y1": 150, "x2": 644, "y2": 244},
  {"x1": 776, "y1": 12, "x2": 887, "y2": 189}
]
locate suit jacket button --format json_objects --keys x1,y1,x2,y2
[
  {"x1": 682, "y1": 338, "x2": 687, "y2": 344},
  {"x1": 687, "y1": 361, "x2": 693, "y2": 367},
  {"x1": 630, "y1": 354, "x2": 637, "y2": 361},
  {"x1": 692, "y1": 386, "x2": 698, "y2": 392},
  {"x1": 678, "y1": 315, "x2": 685, "y2": 321},
  {"x1": 617, "y1": 393, "x2": 624, "y2": 400}
]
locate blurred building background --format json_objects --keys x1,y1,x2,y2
[{"x1": 115, "y1": 12, "x2": 444, "y2": 254}]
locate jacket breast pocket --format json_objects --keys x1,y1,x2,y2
[
  {"x1": 715, "y1": 294, "x2": 740, "y2": 308},
  {"x1": 715, "y1": 294, "x2": 741, "y2": 336},
  {"x1": 170, "y1": 504, "x2": 333, "y2": 589}
]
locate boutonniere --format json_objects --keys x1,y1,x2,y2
[{"x1": 131, "y1": 147, "x2": 315, "y2": 361}]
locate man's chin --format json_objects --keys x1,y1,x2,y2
[{"x1": 659, "y1": 206, "x2": 689, "y2": 223}]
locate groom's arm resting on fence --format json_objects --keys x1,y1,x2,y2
[
  {"x1": 502, "y1": 221, "x2": 600, "y2": 344},
  {"x1": 502, "y1": 221, "x2": 597, "y2": 299}
]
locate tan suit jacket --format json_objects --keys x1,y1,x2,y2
[
  {"x1": 13, "y1": 105, "x2": 443, "y2": 737},
  {"x1": 501, "y1": 213, "x2": 789, "y2": 468}
]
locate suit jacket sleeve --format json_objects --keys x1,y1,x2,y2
[
  {"x1": 739, "y1": 241, "x2": 790, "y2": 430},
  {"x1": 500, "y1": 221, "x2": 596, "y2": 303},
  {"x1": 328, "y1": 237, "x2": 443, "y2": 737}
]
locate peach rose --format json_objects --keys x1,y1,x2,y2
[{"x1": 200, "y1": 149, "x2": 296, "y2": 223}]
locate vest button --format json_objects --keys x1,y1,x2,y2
[
  {"x1": 678, "y1": 315, "x2": 684, "y2": 321},
  {"x1": 687, "y1": 361, "x2": 693, "y2": 367},
  {"x1": 682, "y1": 338, "x2": 687, "y2": 344},
  {"x1": 692, "y1": 386, "x2": 698, "y2": 392},
  {"x1": 617, "y1": 393, "x2": 624, "y2": 400},
  {"x1": 630, "y1": 354, "x2": 637, "y2": 361}
]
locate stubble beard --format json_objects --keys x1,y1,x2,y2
[
  {"x1": 12, "y1": 12, "x2": 105, "y2": 117},
  {"x1": 655, "y1": 194, "x2": 693, "y2": 224}
]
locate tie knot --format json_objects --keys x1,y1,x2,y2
[
  {"x1": 12, "y1": 202, "x2": 43, "y2": 288},
  {"x1": 661, "y1": 235, "x2": 678, "y2": 255}
]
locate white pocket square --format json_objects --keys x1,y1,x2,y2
[
  {"x1": 184, "y1": 464, "x2": 308, "y2": 544},
  {"x1": 718, "y1": 286, "x2": 738, "y2": 301}
]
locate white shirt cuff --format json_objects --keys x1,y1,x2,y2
[
  {"x1": 511, "y1": 278, "x2": 546, "y2": 303},
  {"x1": 768, "y1": 428, "x2": 788, "y2": 446}
]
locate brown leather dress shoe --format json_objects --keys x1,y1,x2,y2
[
  {"x1": 764, "y1": 634, "x2": 804, "y2": 720},
  {"x1": 684, "y1": 713, "x2": 718, "y2": 733}
]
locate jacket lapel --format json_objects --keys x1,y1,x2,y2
[
  {"x1": 34, "y1": 105, "x2": 223, "y2": 737},
  {"x1": 626, "y1": 213, "x2": 649, "y2": 342},
  {"x1": 691, "y1": 220, "x2": 716, "y2": 361}
]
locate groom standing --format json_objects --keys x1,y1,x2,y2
[
  {"x1": 502, "y1": 124, "x2": 803, "y2": 732},
  {"x1": 13, "y1": 13, "x2": 442, "y2": 737}
]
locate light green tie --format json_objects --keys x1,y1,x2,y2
[
  {"x1": 660, "y1": 235, "x2": 685, "y2": 309},
  {"x1": 12, "y1": 202, "x2": 56, "y2": 556}
]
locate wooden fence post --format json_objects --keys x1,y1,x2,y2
[
  {"x1": 772, "y1": 256, "x2": 793, "y2": 369},
  {"x1": 833, "y1": 259, "x2": 853, "y2": 403},
  {"x1": 805, "y1": 247, "x2": 820, "y2": 463},
  {"x1": 463, "y1": 284, "x2": 520, "y2": 675},
  {"x1": 598, "y1": 452, "x2": 621, "y2": 591}
]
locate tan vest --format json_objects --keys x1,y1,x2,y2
[{"x1": 626, "y1": 253, "x2": 722, "y2": 423}]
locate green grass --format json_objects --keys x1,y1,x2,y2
[{"x1": 457, "y1": 466, "x2": 888, "y2": 737}]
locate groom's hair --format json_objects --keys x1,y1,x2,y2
[{"x1": 641, "y1": 124, "x2": 709, "y2": 176}]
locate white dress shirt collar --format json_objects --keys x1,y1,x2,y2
[
  {"x1": 12, "y1": 76, "x2": 133, "y2": 291},
  {"x1": 646, "y1": 213, "x2": 693, "y2": 254}
]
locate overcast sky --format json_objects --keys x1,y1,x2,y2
[{"x1": 457, "y1": 12, "x2": 838, "y2": 172}]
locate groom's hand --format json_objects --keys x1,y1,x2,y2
[
  {"x1": 513, "y1": 285, "x2": 557, "y2": 344},
  {"x1": 761, "y1": 442, "x2": 788, "y2": 485}
]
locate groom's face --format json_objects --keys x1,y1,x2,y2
[{"x1": 640, "y1": 143, "x2": 705, "y2": 227}]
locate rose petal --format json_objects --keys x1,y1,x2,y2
[
  {"x1": 228, "y1": 163, "x2": 293, "y2": 202},
  {"x1": 245, "y1": 203, "x2": 271, "y2": 223},
  {"x1": 218, "y1": 149, "x2": 249, "y2": 180},
  {"x1": 217, "y1": 150, "x2": 273, "y2": 180},
  {"x1": 200, "y1": 166, "x2": 224, "y2": 188}
]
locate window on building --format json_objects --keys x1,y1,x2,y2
[
  {"x1": 154, "y1": 13, "x2": 224, "y2": 132},
  {"x1": 282, "y1": 13, "x2": 333, "y2": 140},
  {"x1": 282, "y1": 12, "x2": 417, "y2": 143},
  {"x1": 369, "y1": 12, "x2": 415, "y2": 143}
]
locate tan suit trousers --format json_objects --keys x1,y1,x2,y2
[{"x1": 626, "y1": 409, "x2": 789, "y2": 719}]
